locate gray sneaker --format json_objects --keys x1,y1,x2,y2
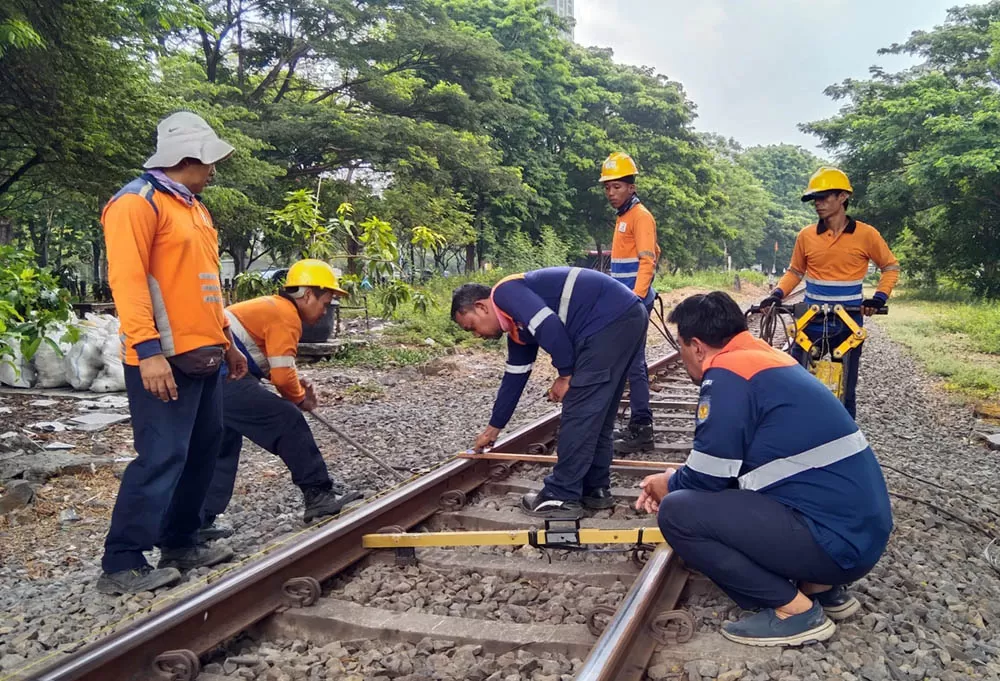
[
  {"x1": 96, "y1": 565, "x2": 181, "y2": 595},
  {"x1": 157, "y1": 544, "x2": 234, "y2": 571},
  {"x1": 814, "y1": 585, "x2": 861, "y2": 620},
  {"x1": 721, "y1": 600, "x2": 835, "y2": 647}
]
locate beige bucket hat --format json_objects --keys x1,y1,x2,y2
[{"x1": 143, "y1": 111, "x2": 235, "y2": 170}]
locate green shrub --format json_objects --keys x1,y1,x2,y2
[{"x1": 0, "y1": 246, "x2": 77, "y2": 368}]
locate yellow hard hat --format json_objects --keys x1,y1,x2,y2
[
  {"x1": 285, "y1": 259, "x2": 348, "y2": 296},
  {"x1": 599, "y1": 152, "x2": 639, "y2": 183},
  {"x1": 801, "y1": 167, "x2": 853, "y2": 201}
]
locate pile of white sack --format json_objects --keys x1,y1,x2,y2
[{"x1": 0, "y1": 313, "x2": 126, "y2": 392}]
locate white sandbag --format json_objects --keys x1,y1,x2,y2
[
  {"x1": 0, "y1": 338, "x2": 36, "y2": 388},
  {"x1": 91, "y1": 330, "x2": 125, "y2": 393},
  {"x1": 33, "y1": 322, "x2": 73, "y2": 388},
  {"x1": 64, "y1": 319, "x2": 108, "y2": 391}
]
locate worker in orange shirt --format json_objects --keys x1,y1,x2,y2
[
  {"x1": 760, "y1": 168, "x2": 900, "y2": 419},
  {"x1": 197, "y1": 260, "x2": 362, "y2": 538},
  {"x1": 98, "y1": 111, "x2": 248, "y2": 595},
  {"x1": 600, "y1": 152, "x2": 661, "y2": 453}
]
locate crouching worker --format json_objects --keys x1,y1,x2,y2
[
  {"x1": 452, "y1": 267, "x2": 647, "y2": 519},
  {"x1": 635, "y1": 292, "x2": 892, "y2": 647},
  {"x1": 199, "y1": 259, "x2": 362, "y2": 536}
]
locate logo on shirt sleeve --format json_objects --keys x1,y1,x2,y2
[
  {"x1": 618, "y1": 222, "x2": 627, "y2": 233},
  {"x1": 696, "y1": 397, "x2": 710, "y2": 424}
]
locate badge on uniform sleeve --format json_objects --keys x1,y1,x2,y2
[
  {"x1": 618, "y1": 222, "x2": 627, "y2": 232},
  {"x1": 696, "y1": 397, "x2": 710, "y2": 424}
]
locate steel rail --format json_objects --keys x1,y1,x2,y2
[
  {"x1": 29, "y1": 350, "x2": 681, "y2": 681},
  {"x1": 575, "y1": 546, "x2": 689, "y2": 681}
]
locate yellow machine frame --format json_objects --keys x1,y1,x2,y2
[{"x1": 787, "y1": 304, "x2": 867, "y2": 401}]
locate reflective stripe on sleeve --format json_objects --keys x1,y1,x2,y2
[
  {"x1": 738, "y1": 430, "x2": 869, "y2": 492},
  {"x1": 686, "y1": 449, "x2": 742, "y2": 478},
  {"x1": 527, "y1": 308, "x2": 554, "y2": 335}
]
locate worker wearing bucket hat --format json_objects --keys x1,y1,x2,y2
[{"x1": 98, "y1": 111, "x2": 247, "y2": 595}]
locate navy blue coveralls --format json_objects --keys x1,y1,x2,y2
[
  {"x1": 490, "y1": 267, "x2": 647, "y2": 500},
  {"x1": 658, "y1": 332, "x2": 893, "y2": 609},
  {"x1": 201, "y1": 340, "x2": 333, "y2": 524}
]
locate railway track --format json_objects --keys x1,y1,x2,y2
[{"x1": 26, "y1": 291, "x2": 799, "y2": 681}]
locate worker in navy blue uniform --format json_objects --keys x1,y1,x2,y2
[
  {"x1": 636, "y1": 292, "x2": 892, "y2": 647},
  {"x1": 451, "y1": 267, "x2": 647, "y2": 518}
]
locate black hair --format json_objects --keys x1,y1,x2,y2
[
  {"x1": 617, "y1": 174, "x2": 637, "y2": 185},
  {"x1": 451, "y1": 283, "x2": 491, "y2": 320},
  {"x1": 667, "y1": 291, "x2": 747, "y2": 347}
]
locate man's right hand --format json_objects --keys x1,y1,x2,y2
[
  {"x1": 635, "y1": 469, "x2": 674, "y2": 514},
  {"x1": 759, "y1": 291, "x2": 783, "y2": 311},
  {"x1": 139, "y1": 354, "x2": 178, "y2": 402},
  {"x1": 474, "y1": 425, "x2": 501, "y2": 453},
  {"x1": 298, "y1": 379, "x2": 318, "y2": 412}
]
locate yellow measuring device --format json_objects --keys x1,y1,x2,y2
[{"x1": 363, "y1": 520, "x2": 665, "y2": 550}]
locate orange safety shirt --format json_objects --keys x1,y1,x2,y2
[
  {"x1": 610, "y1": 198, "x2": 660, "y2": 298},
  {"x1": 776, "y1": 218, "x2": 900, "y2": 306},
  {"x1": 102, "y1": 173, "x2": 228, "y2": 366},
  {"x1": 225, "y1": 295, "x2": 306, "y2": 403}
]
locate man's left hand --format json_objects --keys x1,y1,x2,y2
[
  {"x1": 861, "y1": 296, "x2": 886, "y2": 317},
  {"x1": 548, "y1": 376, "x2": 571, "y2": 403},
  {"x1": 225, "y1": 347, "x2": 248, "y2": 380}
]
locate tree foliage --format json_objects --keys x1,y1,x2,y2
[
  {"x1": 1, "y1": 0, "x2": 816, "y2": 297},
  {"x1": 804, "y1": 1, "x2": 1000, "y2": 296}
]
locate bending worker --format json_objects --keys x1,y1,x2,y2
[
  {"x1": 761, "y1": 167, "x2": 899, "y2": 418},
  {"x1": 636, "y1": 292, "x2": 892, "y2": 647},
  {"x1": 98, "y1": 112, "x2": 247, "y2": 595},
  {"x1": 199, "y1": 259, "x2": 362, "y2": 536},
  {"x1": 452, "y1": 267, "x2": 646, "y2": 518},
  {"x1": 599, "y1": 152, "x2": 660, "y2": 453}
]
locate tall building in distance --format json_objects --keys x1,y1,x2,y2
[{"x1": 545, "y1": 0, "x2": 575, "y2": 41}]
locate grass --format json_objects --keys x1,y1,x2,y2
[
  {"x1": 875, "y1": 290, "x2": 1000, "y2": 401},
  {"x1": 653, "y1": 269, "x2": 767, "y2": 293},
  {"x1": 321, "y1": 343, "x2": 442, "y2": 369},
  {"x1": 342, "y1": 381, "x2": 386, "y2": 402}
]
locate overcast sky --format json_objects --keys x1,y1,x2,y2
[{"x1": 574, "y1": 1, "x2": 977, "y2": 154}]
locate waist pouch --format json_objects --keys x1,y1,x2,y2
[{"x1": 167, "y1": 346, "x2": 224, "y2": 377}]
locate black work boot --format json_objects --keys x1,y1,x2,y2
[
  {"x1": 96, "y1": 565, "x2": 182, "y2": 595},
  {"x1": 582, "y1": 487, "x2": 616, "y2": 510},
  {"x1": 157, "y1": 544, "x2": 234, "y2": 571},
  {"x1": 301, "y1": 484, "x2": 363, "y2": 523},
  {"x1": 520, "y1": 491, "x2": 584, "y2": 519},
  {"x1": 197, "y1": 518, "x2": 234, "y2": 544},
  {"x1": 613, "y1": 423, "x2": 654, "y2": 454}
]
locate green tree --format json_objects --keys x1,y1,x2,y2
[{"x1": 803, "y1": 2, "x2": 1000, "y2": 295}]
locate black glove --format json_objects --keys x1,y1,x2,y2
[
  {"x1": 861, "y1": 296, "x2": 886, "y2": 310},
  {"x1": 759, "y1": 292, "x2": 783, "y2": 310}
]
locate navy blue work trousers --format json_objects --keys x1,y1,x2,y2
[
  {"x1": 543, "y1": 301, "x2": 648, "y2": 500},
  {"x1": 625, "y1": 289, "x2": 657, "y2": 425},
  {"x1": 201, "y1": 375, "x2": 332, "y2": 521},
  {"x1": 658, "y1": 489, "x2": 879, "y2": 610},
  {"x1": 102, "y1": 364, "x2": 223, "y2": 573},
  {"x1": 791, "y1": 321, "x2": 863, "y2": 419}
]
